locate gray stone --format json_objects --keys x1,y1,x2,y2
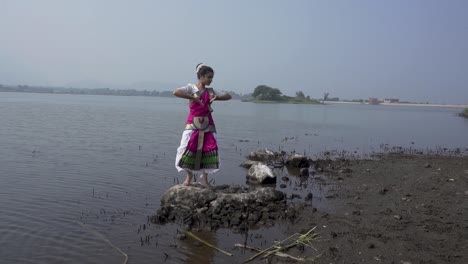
[
  {"x1": 240, "y1": 160, "x2": 258, "y2": 168},
  {"x1": 246, "y1": 162, "x2": 276, "y2": 184},
  {"x1": 152, "y1": 184, "x2": 292, "y2": 230},
  {"x1": 247, "y1": 148, "x2": 279, "y2": 162},
  {"x1": 160, "y1": 185, "x2": 217, "y2": 209},
  {"x1": 285, "y1": 153, "x2": 310, "y2": 168}
]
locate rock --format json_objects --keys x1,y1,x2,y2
[
  {"x1": 424, "y1": 163, "x2": 431, "y2": 168},
  {"x1": 160, "y1": 185, "x2": 217, "y2": 209},
  {"x1": 247, "y1": 148, "x2": 279, "y2": 162},
  {"x1": 394, "y1": 215, "x2": 402, "y2": 220},
  {"x1": 281, "y1": 176, "x2": 289, "y2": 181},
  {"x1": 246, "y1": 162, "x2": 276, "y2": 184},
  {"x1": 285, "y1": 153, "x2": 310, "y2": 168},
  {"x1": 279, "y1": 184, "x2": 287, "y2": 188},
  {"x1": 305, "y1": 192, "x2": 313, "y2": 201},
  {"x1": 152, "y1": 184, "x2": 290, "y2": 231},
  {"x1": 368, "y1": 243, "x2": 375, "y2": 249},
  {"x1": 240, "y1": 160, "x2": 258, "y2": 168}
]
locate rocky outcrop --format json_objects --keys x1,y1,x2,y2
[{"x1": 151, "y1": 184, "x2": 304, "y2": 231}]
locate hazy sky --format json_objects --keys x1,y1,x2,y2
[{"x1": 1, "y1": 0, "x2": 467, "y2": 104}]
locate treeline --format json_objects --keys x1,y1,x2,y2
[
  {"x1": 0, "y1": 84, "x2": 252, "y2": 100},
  {"x1": 250, "y1": 85, "x2": 320, "y2": 103}
]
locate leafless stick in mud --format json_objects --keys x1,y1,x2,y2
[
  {"x1": 242, "y1": 227, "x2": 319, "y2": 263},
  {"x1": 234, "y1": 243, "x2": 307, "y2": 261}
]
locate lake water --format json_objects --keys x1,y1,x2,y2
[{"x1": 0, "y1": 92, "x2": 467, "y2": 263}]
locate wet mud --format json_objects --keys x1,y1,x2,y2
[{"x1": 152, "y1": 148, "x2": 468, "y2": 263}]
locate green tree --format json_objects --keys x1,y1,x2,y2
[
  {"x1": 252, "y1": 85, "x2": 282, "y2": 100},
  {"x1": 295, "y1": 91, "x2": 305, "y2": 99}
]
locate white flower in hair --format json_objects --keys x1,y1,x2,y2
[{"x1": 196, "y1": 63, "x2": 207, "y2": 74}]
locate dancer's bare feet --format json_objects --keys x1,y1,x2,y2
[
  {"x1": 182, "y1": 171, "x2": 193, "y2": 186},
  {"x1": 200, "y1": 173, "x2": 210, "y2": 186}
]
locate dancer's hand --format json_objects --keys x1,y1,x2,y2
[
  {"x1": 193, "y1": 97, "x2": 204, "y2": 106},
  {"x1": 210, "y1": 95, "x2": 217, "y2": 103}
]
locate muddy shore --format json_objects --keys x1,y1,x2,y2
[
  {"x1": 155, "y1": 152, "x2": 467, "y2": 264},
  {"x1": 268, "y1": 153, "x2": 468, "y2": 264}
]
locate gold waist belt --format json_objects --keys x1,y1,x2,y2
[{"x1": 185, "y1": 116, "x2": 216, "y2": 132}]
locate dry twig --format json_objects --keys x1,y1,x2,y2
[{"x1": 242, "y1": 227, "x2": 319, "y2": 263}]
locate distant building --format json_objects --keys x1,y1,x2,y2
[
  {"x1": 384, "y1": 98, "x2": 399, "y2": 103},
  {"x1": 368, "y1": 97, "x2": 380, "y2": 105}
]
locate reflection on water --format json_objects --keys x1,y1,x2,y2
[{"x1": 0, "y1": 92, "x2": 467, "y2": 263}]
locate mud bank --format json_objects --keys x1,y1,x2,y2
[
  {"x1": 271, "y1": 153, "x2": 468, "y2": 264},
  {"x1": 152, "y1": 152, "x2": 467, "y2": 264}
]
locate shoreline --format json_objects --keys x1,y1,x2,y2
[{"x1": 325, "y1": 100, "x2": 467, "y2": 109}]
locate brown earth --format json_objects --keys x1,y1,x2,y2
[{"x1": 268, "y1": 154, "x2": 468, "y2": 264}]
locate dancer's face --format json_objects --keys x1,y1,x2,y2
[{"x1": 200, "y1": 72, "x2": 214, "y2": 86}]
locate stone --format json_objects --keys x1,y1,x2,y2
[
  {"x1": 152, "y1": 184, "x2": 290, "y2": 231},
  {"x1": 285, "y1": 153, "x2": 310, "y2": 168},
  {"x1": 160, "y1": 185, "x2": 217, "y2": 209},
  {"x1": 240, "y1": 160, "x2": 258, "y2": 168},
  {"x1": 247, "y1": 148, "x2": 279, "y2": 162},
  {"x1": 246, "y1": 162, "x2": 276, "y2": 184}
]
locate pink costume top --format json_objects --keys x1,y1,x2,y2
[{"x1": 184, "y1": 87, "x2": 216, "y2": 132}]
